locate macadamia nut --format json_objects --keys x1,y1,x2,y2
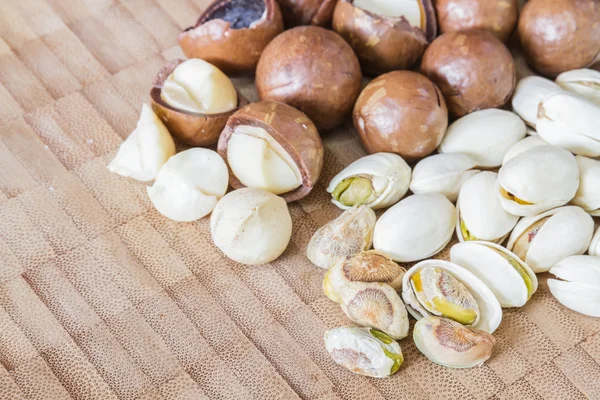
[
  {"x1": 211, "y1": 188, "x2": 292, "y2": 265},
  {"x1": 108, "y1": 104, "x2": 175, "y2": 182},
  {"x1": 147, "y1": 148, "x2": 228, "y2": 222}
]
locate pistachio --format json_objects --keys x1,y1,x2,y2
[
  {"x1": 324, "y1": 326, "x2": 403, "y2": 378},
  {"x1": 108, "y1": 104, "x2": 175, "y2": 182},
  {"x1": 324, "y1": 250, "x2": 405, "y2": 303},
  {"x1": 339, "y1": 281, "x2": 410, "y2": 339},
  {"x1": 555, "y1": 69, "x2": 600, "y2": 106},
  {"x1": 328, "y1": 153, "x2": 411, "y2": 210},
  {"x1": 511, "y1": 76, "x2": 562, "y2": 127},
  {"x1": 589, "y1": 226, "x2": 600, "y2": 257},
  {"x1": 571, "y1": 156, "x2": 600, "y2": 215},
  {"x1": 306, "y1": 206, "x2": 376, "y2": 269},
  {"x1": 413, "y1": 316, "x2": 495, "y2": 369},
  {"x1": 501, "y1": 136, "x2": 548, "y2": 165},
  {"x1": 548, "y1": 255, "x2": 600, "y2": 317}
]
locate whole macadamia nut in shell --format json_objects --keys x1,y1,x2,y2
[
  {"x1": 353, "y1": 70, "x2": 448, "y2": 162},
  {"x1": 518, "y1": 0, "x2": 600, "y2": 77},
  {"x1": 435, "y1": 0, "x2": 518, "y2": 42},
  {"x1": 256, "y1": 26, "x2": 362, "y2": 131},
  {"x1": 179, "y1": 0, "x2": 284, "y2": 75},
  {"x1": 420, "y1": 30, "x2": 516, "y2": 118}
]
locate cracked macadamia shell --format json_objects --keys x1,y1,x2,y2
[
  {"x1": 151, "y1": 60, "x2": 247, "y2": 146},
  {"x1": 420, "y1": 30, "x2": 516, "y2": 118},
  {"x1": 218, "y1": 101, "x2": 324, "y2": 202},
  {"x1": 332, "y1": 0, "x2": 435, "y2": 75},
  {"x1": 435, "y1": 0, "x2": 518, "y2": 42},
  {"x1": 518, "y1": 0, "x2": 600, "y2": 78},
  {"x1": 210, "y1": 188, "x2": 292, "y2": 265},
  {"x1": 179, "y1": 0, "x2": 284, "y2": 74},
  {"x1": 256, "y1": 26, "x2": 362, "y2": 131},
  {"x1": 354, "y1": 70, "x2": 448, "y2": 162},
  {"x1": 277, "y1": 0, "x2": 337, "y2": 27}
]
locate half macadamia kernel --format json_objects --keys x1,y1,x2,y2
[
  {"x1": 179, "y1": 0, "x2": 284, "y2": 75},
  {"x1": 151, "y1": 59, "x2": 247, "y2": 147},
  {"x1": 218, "y1": 101, "x2": 324, "y2": 202}
]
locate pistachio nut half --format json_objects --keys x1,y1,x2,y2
[
  {"x1": 324, "y1": 326, "x2": 403, "y2": 378},
  {"x1": 511, "y1": 76, "x2": 562, "y2": 127},
  {"x1": 588, "y1": 226, "x2": 600, "y2": 257},
  {"x1": 456, "y1": 171, "x2": 519, "y2": 244},
  {"x1": 496, "y1": 145, "x2": 579, "y2": 216},
  {"x1": 374, "y1": 193, "x2": 457, "y2": 262},
  {"x1": 306, "y1": 206, "x2": 376, "y2": 269},
  {"x1": 548, "y1": 255, "x2": 600, "y2": 317},
  {"x1": 450, "y1": 241, "x2": 538, "y2": 308},
  {"x1": 339, "y1": 281, "x2": 410, "y2": 339},
  {"x1": 536, "y1": 91, "x2": 600, "y2": 157},
  {"x1": 410, "y1": 153, "x2": 479, "y2": 203},
  {"x1": 323, "y1": 250, "x2": 406, "y2": 303},
  {"x1": 327, "y1": 153, "x2": 411, "y2": 210},
  {"x1": 413, "y1": 316, "x2": 495, "y2": 369},
  {"x1": 402, "y1": 260, "x2": 502, "y2": 333},
  {"x1": 507, "y1": 206, "x2": 594, "y2": 273},
  {"x1": 439, "y1": 109, "x2": 526, "y2": 168},
  {"x1": 555, "y1": 68, "x2": 600, "y2": 106},
  {"x1": 571, "y1": 156, "x2": 600, "y2": 216},
  {"x1": 502, "y1": 136, "x2": 548, "y2": 165}
]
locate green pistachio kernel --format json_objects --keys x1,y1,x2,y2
[
  {"x1": 460, "y1": 218, "x2": 478, "y2": 241},
  {"x1": 383, "y1": 348, "x2": 404, "y2": 374},
  {"x1": 332, "y1": 177, "x2": 374, "y2": 207}
]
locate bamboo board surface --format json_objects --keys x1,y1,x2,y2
[{"x1": 1, "y1": 0, "x2": 600, "y2": 399}]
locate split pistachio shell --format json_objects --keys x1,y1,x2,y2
[
  {"x1": 323, "y1": 250, "x2": 406, "y2": 303},
  {"x1": 374, "y1": 193, "x2": 457, "y2": 262},
  {"x1": 409, "y1": 153, "x2": 479, "y2": 203},
  {"x1": 327, "y1": 153, "x2": 411, "y2": 210},
  {"x1": 307, "y1": 206, "x2": 376, "y2": 269},
  {"x1": 501, "y1": 136, "x2": 547, "y2": 165},
  {"x1": 456, "y1": 171, "x2": 519, "y2": 244},
  {"x1": 589, "y1": 226, "x2": 600, "y2": 257},
  {"x1": 450, "y1": 241, "x2": 538, "y2": 308},
  {"x1": 339, "y1": 281, "x2": 410, "y2": 339},
  {"x1": 210, "y1": 188, "x2": 292, "y2": 265},
  {"x1": 511, "y1": 76, "x2": 562, "y2": 127},
  {"x1": 507, "y1": 206, "x2": 594, "y2": 273},
  {"x1": 108, "y1": 104, "x2": 175, "y2": 182},
  {"x1": 413, "y1": 316, "x2": 495, "y2": 369},
  {"x1": 548, "y1": 255, "x2": 600, "y2": 317},
  {"x1": 402, "y1": 260, "x2": 502, "y2": 333},
  {"x1": 438, "y1": 109, "x2": 526, "y2": 168},
  {"x1": 147, "y1": 148, "x2": 228, "y2": 222},
  {"x1": 496, "y1": 145, "x2": 579, "y2": 217},
  {"x1": 324, "y1": 326, "x2": 403, "y2": 378},
  {"x1": 555, "y1": 69, "x2": 600, "y2": 106},
  {"x1": 536, "y1": 91, "x2": 600, "y2": 157},
  {"x1": 571, "y1": 156, "x2": 600, "y2": 215}
]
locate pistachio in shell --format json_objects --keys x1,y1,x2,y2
[
  {"x1": 217, "y1": 101, "x2": 323, "y2": 202},
  {"x1": 150, "y1": 59, "x2": 248, "y2": 147},
  {"x1": 413, "y1": 316, "x2": 495, "y2": 369},
  {"x1": 332, "y1": 0, "x2": 436, "y2": 74},
  {"x1": 555, "y1": 69, "x2": 600, "y2": 106},
  {"x1": 548, "y1": 255, "x2": 600, "y2": 317},
  {"x1": 571, "y1": 156, "x2": 600, "y2": 215},
  {"x1": 178, "y1": 0, "x2": 284, "y2": 75},
  {"x1": 511, "y1": 76, "x2": 562, "y2": 128},
  {"x1": 420, "y1": 30, "x2": 516, "y2": 118},
  {"x1": 589, "y1": 226, "x2": 600, "y2": 257}
]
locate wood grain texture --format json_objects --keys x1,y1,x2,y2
[{"x1": 0, "y1": 0, "x2": 600, "y2": 399}]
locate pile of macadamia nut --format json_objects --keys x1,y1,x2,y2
[{"x1": 107, "y1": 0, "x2": 600, "y2": 379}]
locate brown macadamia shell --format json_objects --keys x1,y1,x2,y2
[
  {"x1": 518, "y1": 0, "x2": 600, "y2": 77},
  {"x1": 179, "y1": 0, "x2": 284, "y2": 75},
  {"x1": 420, "y1": 30, "x2": 516, "y2": 118},
  {"x1": 353, "y1": 70, "x2": 448, "y2": 163},
  {"x1": 332, "y1": 0, "x2": 435, "y2": 75},
  {"x1": 150, "y1": 60, "x2": 248, "y2": 147},
  {"x1": 256, "y1": 26, "x2": 362, "y2": 131},
  {"x1": 435, "y1": 0, "x2": 518, "y2": 43},
  {"x1": 218, "y1": 101, "x2": 324, "y2": 202},
  {"x1": 277, "y1": 0, "x2": 337, "y2": 27}
]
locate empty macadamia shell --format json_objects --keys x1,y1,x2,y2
[
  {"x1": 151, "y1": 59, "x2": 248, "y2": 147},
  {"x1": 256, "y1": 26, "x2": 362, "y2": 131},
  {"x1": 354, "y1": 70, "x2": 448, "y2": 162},
  {"x1": 518, "y1": 0, "x2": 600, "y2": 78},
  {"x1": 435, "y1": 0, "x2": 518, "y2": 42},
  {"x1": 179, "y1": 0, "x2": 284, "y2": 74},
  {"x1": 218, "y1": 101, "x2": 324, "y2": 202},
  {"x1": 332, "y1": 0, "x2": 435, "y2": 74},
  {"x1": 420, "y1": 30, "x2": 516, "y2": 118},
  {"x1": 277, "y1": 0, "x2": 337, "y2": 27}
]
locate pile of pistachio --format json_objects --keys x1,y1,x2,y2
[{"x1": 310, "y1": 68, "x2": 600, "y2": 377}]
